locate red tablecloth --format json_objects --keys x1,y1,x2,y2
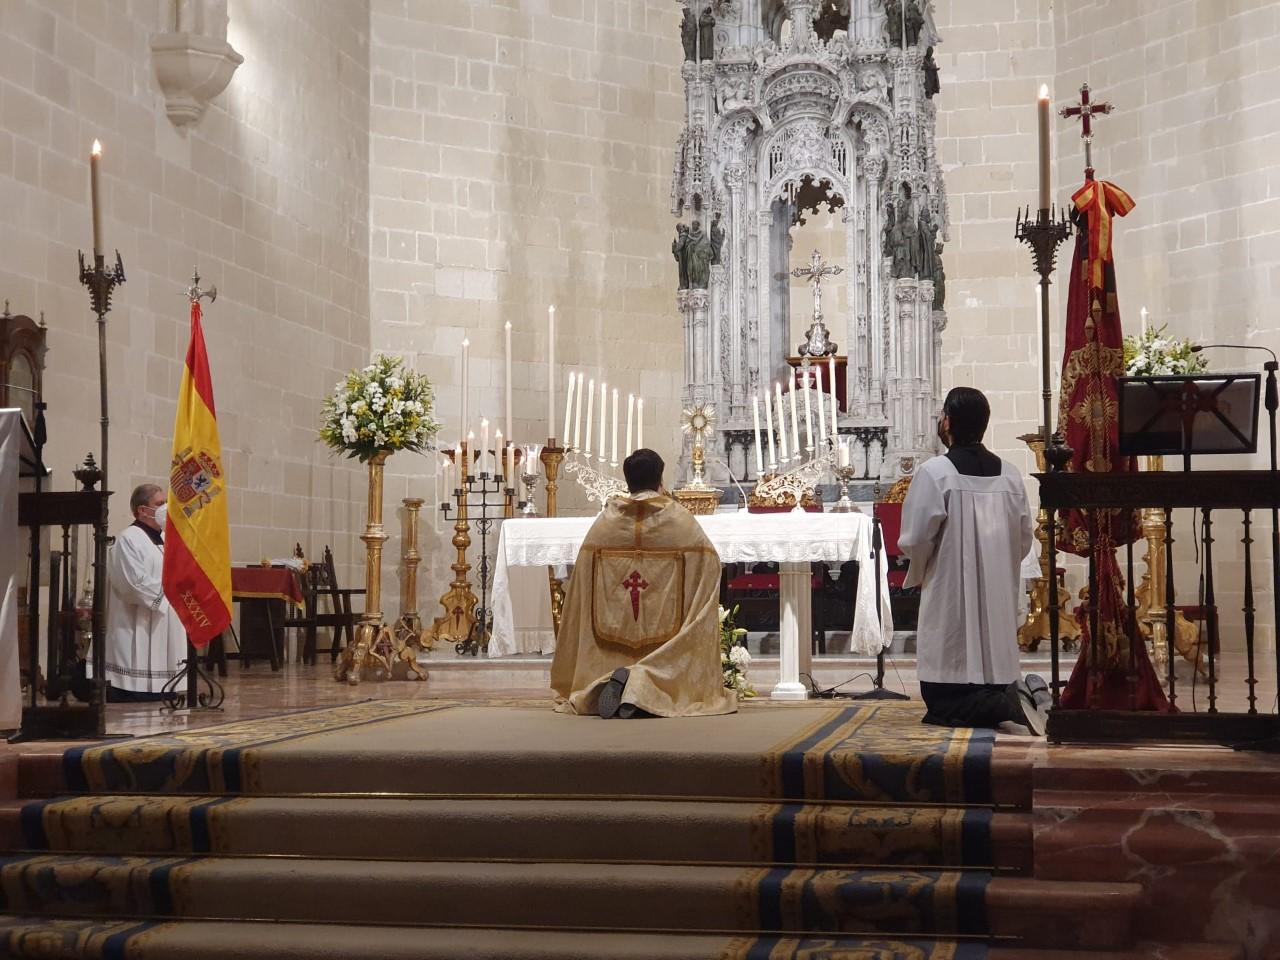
[{"x1": 231, "y1": 567, "x2": 304, "y2": 606}]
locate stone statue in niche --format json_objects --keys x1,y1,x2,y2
[
  {"x1": 681, "y1": 8, "x2": 697, "y2": 61},
  {"x1": 858, "y1": 68, "x2": 888, "y2": 104},
  {"x1": 814, "y1": 0, "x2": 851, "y2": 41},
  {"x1": 717, "y1": 76, "x2": 750, "y2": 113},
  {"x1": 698, "y1": 6, "x2": 716, "y2": 61},
  {"x1": 884, "y1": 0, "x2": 924, "y2": 48},
  {"x1": 687, "y1": 219, "x2": 714, "y2": 289},
  {"x1": 889, "y1": 200, "x2": 921, "y2": 279},
  {"x1": 923, "y1": 46, "x2": 941, "y2": 98},
  {"x1": 882, "y1": 201, "x2": 896, "y2": 260},
  {"x1": 710, "y1": 212, "x2": 726, "y2": 266},
  {"x1": 673, "y1": 222, "x2": 691, "y2": 289},
  {"x1": 932, "y1": 242, "x2": 946, "y2": 310},
  {"x1": 917, "y1": 206, "x2": 938, "y2": 280}
]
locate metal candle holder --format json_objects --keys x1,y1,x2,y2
[
  {"x1": 519, "y1": 443, "x2": 543, "y2": 517},
  {"x1": 77, "y1": 250, "x2": 125, "y2": 491},
  {"x1": 437, "y1": 451, "x2": 509, "y2": 657}
]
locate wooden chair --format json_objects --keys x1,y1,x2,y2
[{"x1": 285, "y1": 546, "x2": 364, "y2": 665}]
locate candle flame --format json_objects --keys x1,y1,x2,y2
[
  {"x1": 462, "y1": 337, "x2": 469, "y2": 347},
  {"x1": 1039, "y1": 84, "x2": 1049, "y2": 100},
  {"x1": 91, "y1": 139, "x2": 102, "y2": 156},
  {"x1": 504, "y1": 321, "x2": 511, "y2": 329}
]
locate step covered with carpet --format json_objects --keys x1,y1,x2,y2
[{"x1": 0, "y1": 699, "x2": 1139, "y2": 959}]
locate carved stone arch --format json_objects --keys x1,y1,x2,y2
[{"x1": 760, "y1": 117, "x2": 854, "y2": 202}]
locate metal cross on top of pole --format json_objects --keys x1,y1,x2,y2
[{"x1": 1059, "y1": 82, "x2": 1114, "y2": 182}]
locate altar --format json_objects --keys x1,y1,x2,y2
[{"x1": 490, "y1": 510, "x2": 892, "y2": 701}]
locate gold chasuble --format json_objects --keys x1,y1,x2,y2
[{"x1": 551, "y1": 493, "x2": 737, "y2": 717}]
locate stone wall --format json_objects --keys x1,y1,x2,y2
[{"x1": 0, "y1": 0, "x2": 372, "y2": 585}]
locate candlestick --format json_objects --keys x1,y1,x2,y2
[
  {"x1": 626, "y1": 393, "x2": 634, "y2": 457},
  {"x1": 563, "y1": 371, "x2": 576, "y2": 448},
  {"x1": 774, "y1": 381, "x2": 788, "y2": 461},
  {"x1": 838, "y1": 437, "x2": 851, "y2": 468},
  {"x1": 764, "y1": 389, "x2": 778, "y2": 469},
  {"x1": 611, "y1": 387, "x2": 619, "y2": 465},
  {"x1": 637, "y1": 398, "x2": 644, "y2": 449},
  {"x1": 1038, "y1": 85, "x2": 1051, "y2": 213},
  {"x1": 573, "y1": 371, "x2": 584, "y2": 451},
  {"x1": 480, "y1": 419, "x2": 490, "y2": 474},
  {"x1": 547, "y1": 305, "x2": 556, "y2": 439},
  {"x1": 803, "y1": 372, "x2": 814, "y2": 450},
  {"x1": 598, "y1": 380, "x2": 607, "y2": 461},
  {"x1": 752, "y1": 394, "x2": 764, "y2": 474},
  {"x1": 828, "y1": 354, "x2": 838, "y2": 438},
  {"x1": 504, "y1": 321, "x2": 513, "y2": 443},
  {"x1": 89, "y1": 140, "x2": 103, "y2": 256},
  {"x1": 584, "y1": 378, "x2": 595, "y2": 457},
  {"x1": 461, "y1": 337, "x2": 470, "y2": 444},
  {"x1": 789, "y1": 379, "x2": 800, "y2": 459},
  {"x1": 816, "y1": 369, "x2": 827, "y2": 443}
]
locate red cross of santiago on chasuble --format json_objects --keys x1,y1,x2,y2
[
  {"x1": 1055, "y1": 179, "x2": 1170, "y2": 712},
  {"x1": 622, "y1": 570, "x2": 650, "y2": 621}
]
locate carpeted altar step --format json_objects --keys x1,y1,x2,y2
[
  {"x1": 0, "y1": 795, "x2": 1031, "y2": 871},
  {"x1": 0, "y1": 854, "x2": 1139, "y2": 948}
]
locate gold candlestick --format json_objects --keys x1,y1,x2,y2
[
  {"x1": 1018, "y1": 432, "x2": 1080, "y2": 652},
  {"x1": 399, "y1": 497, "x2": 424, "y2": 633},
  {"x1": 540, "y1": 439, "x2": 566, "y2": 636},
  {"x1": 427, "y1": 444, "x2": 478, "y2": 646}
]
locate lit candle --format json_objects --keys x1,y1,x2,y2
[
  {"x1": 584, "y1": 379, "x2": 595, "y2": 457},
  {"x1": 562, "y1": 371, "x2": 576, "y2": 448},
  {"x1": 839, "y1": 437, "x2": 851, "y2": 468},
  {"x1": 764, "y1": 390, "x2": 778, "y2": 469},
  {"x1": 504, "y1": 321, "x2": 513, "y2": 444},
  {"x1": 599, "y1": 380, "x2": 608, "y2": 461},
  {"x1": 626, "y1": 393, "x2": 635, "y2": 456},
  {"x1": 803, "y1": 372, "x2": 814, "y2": 450},
  {"x1": 1038, "y1": 85, "x2": 1051, "y2": 213},
  {"x1": 573, "y1": 371, "x2": 584, "y2": 451},
  {"x1": 789, "y1": 379, "x2": 800, "y2": 459},
  {"x1": 505, "y1": 442, "x2": 514, "y2": 486},
  {"x1": 816, "y1": 370, "x2": 827, "y2": 443},
  {"x1": 495, "y1": 429, "x2": 503, "y2": 479},
  {"x1": 774, "y1": 381, "x2": 788, "y2": 461},
  {"x1": 466, "y1": 433, "x2": 474, "y2": 479},
  {"x1": 454, "y1": 444, "x2": 463, "y2": 491},
  {"x1": 481, "y1": 419, "x2": 490, "y2": 474},
  {"x1": 547, "y1": 305, "x2": 556, "y2": 441},
  {"x1": 752, "y1": 394, "x2": 764, "y2": 475},
  {"x1": 637, "y1": 398, "x2": 644, "y2": 449},
  {"x1": 89, "y1": 140, "x2": 103, "y2": 256},
  {"x1": 828, "y1": 354, "x2": 838, "y2": 438},
  {"x1": 461, "y1": 337, "x2": 470, "y2": 444},
  {"x1": 1140, "y1": 306, "x2": 1149, "y2": 335},
  {"x1": 611, "y1": 388, "x2": 619, "y2": 465}
]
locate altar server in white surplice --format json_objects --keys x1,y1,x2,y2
[
  {"x1": 898, "y1": 388, "x2": 1048, "y2": 734},
  {"x1": 103, "y1": 483, "x2": 185, "y2": 701}
]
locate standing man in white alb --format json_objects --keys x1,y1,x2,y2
[
  {"x1": 898, "y1": 388, "x2": 1049, "y2": 734},
  {"x1": 103, "y1": 483, "x2": 186, "y2": 701}
]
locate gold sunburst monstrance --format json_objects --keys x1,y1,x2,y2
[{"x1": 675, "y1": 402, "x2": 722, "y2": 512}]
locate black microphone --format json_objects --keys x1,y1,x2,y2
[{"x1": 1191, "y1": 342, "x2": 1279, "y2": 366}]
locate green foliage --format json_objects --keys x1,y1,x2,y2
[{"x1": 319, "y1": 355, "x2": 440, "y2": 463}]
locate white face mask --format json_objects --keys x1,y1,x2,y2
[{"x1": 152, "y1": 503, "x2": 168, "y2": 532}]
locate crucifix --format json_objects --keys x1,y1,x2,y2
[
  {"x1": 1059, "y1": 82, "x2": 1113, "y2": 182},
  {"x1": 622, "y1": 569, "x2": 649, "y2": 621},
  {"x1": 791, "y1": 249, "x2": 843, "y2": 322}
]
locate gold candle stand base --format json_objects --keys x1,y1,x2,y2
[
  {"x1": 1018, "y1": 432, "x2": 1081, "y2": 653},
  {"x1": 426, "y1": 443, "x2": 479, "y2": 648},
  {"x1": 540, "y1": 440, "x2": 566, "y2": 637}
]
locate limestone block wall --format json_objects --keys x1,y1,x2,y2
[
  {"x1": 0, "y1": 0, "x2": 372, "y2": 585},
  {"x1": 369, "y1": 0, "x2": 687, "y2": 619}
]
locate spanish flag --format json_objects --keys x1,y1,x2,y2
[{"x1": 162, "y1": 301, "x2": 232, "y2": 647}]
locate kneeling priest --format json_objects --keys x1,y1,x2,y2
[{"x1": 551, "y1": 449, "x2": 736, "y2": 719}]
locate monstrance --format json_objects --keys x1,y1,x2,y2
[{"x1": 674, "y1": 402, "x2": 723, "y2": 514}]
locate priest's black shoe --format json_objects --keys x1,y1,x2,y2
[{"x1": 598, "y1": 668, "x2": 630, "y2": 719}]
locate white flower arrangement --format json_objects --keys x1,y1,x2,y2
[
  {"x1": 320, "y1": 355, "x2": 440, "y2": 463},
  {"x1": 720, "y1": 605, "x2": 755, "y2": 697},
  {"x1": 1123, "y1": 325, "x2": 1206, "y2": 377}
]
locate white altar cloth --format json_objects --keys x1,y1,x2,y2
[
  {"x1": 0, "y1": 411, "x2": 26, "y2": 729},
  {"x1": 489, "y1": 511, "x2": 893, "y2": 698}
]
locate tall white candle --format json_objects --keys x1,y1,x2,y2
[
  {"x1": 783, "y1": 381, "x2": 793, "y2": 460},
  {"x1": 611, "y1": 388, "x2": 619, "y2": 465},
  {"x1": 637, "y1": 398, "x2": 644, "y2": 450},
  {"x1": 504, "y1": 321, "x2": 513, "y2": 443},
  {"x1": 89, "y1": 140, "x2": 103, "y2": 256},
  {"x1": 764, "y1": 390, "x2": 778, "y2": 468},
  {"x1": 839, "y1": 437, "x2": 851, "y2": 468},
  {"x1": 752, "y1": 394, "x2": 764, "y2": 474},
  {"x1": 461, "y1": 338, "x2": 470, "y2": 444},
  {"x1": 626, "y1": 393, "x2": 635, "y2": 456},
  {"x1": 828, "y1": 354, "x2": 838, "y2": 438},
  {"x1": 505, "y1": 442, "x2": 514, "y2": 485},
  {"x1": 1140, "y1": 306, "x2": 1149, "y2": 335},
  {"x1": 774, "y1": 381, "x2": 788, "y2": 461},
  {"x1": 454, "y1": 445, "x2": 462, "y2": 490},
  {"x1": 495, "y1": 429, "x2": 504, "y2": 479},
  {"x1": 547, "y1": 305, "x2": 556, "y2": 441},
  {"x1": 599, "y1": 380, "x2": 608, "y2": 461},
  {"x1": 816, "y1": 370, "x2": 827, "y2": 443},
  {"x1": 803, "y1": 373, "x2": 813, "y2": 450},
  {"x1": 480, "y1": 419, "x2": 490, "y2": 474},
  {"x1": 1038, "y1": 85, "x2": 1051, "y2": 213},
  {"x1": 562, "y1": 371, "x2": 576, "y2": 447},
  {"x1": 466, "y1": 433, "x2": 474, "y2": 479},
  {"x1": 584, "y1": 379, "x2": 595, "y2": 456},
  {"x1": 573, "y1": 371, "x2": 584, "y2": 451}
]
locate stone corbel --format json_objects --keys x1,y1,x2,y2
[{"x1": 151, "y1": 2, "x2": 242, "y2": 132}]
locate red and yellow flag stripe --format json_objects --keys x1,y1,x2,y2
[{"x1": 162, "y1": 301, "x2": 232, "y2": 647}]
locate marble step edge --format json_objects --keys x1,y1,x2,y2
[{"x1": 0, "y1": 857, "x2": 1142, "y2": 949}]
